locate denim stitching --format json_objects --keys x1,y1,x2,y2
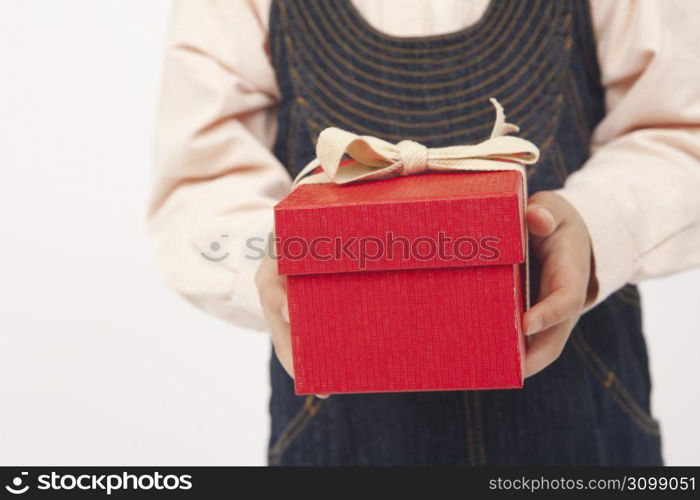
[
  {"x1": 337, "y1": 0, "x2": 505, "y2": 47},
  {"x1": 278, "y1": 2, "x2": 553, "y2": 105},
  {"x1": 573, "y1": 0, "x2": 602, "y2": 86},
  {"x1": 282, "y1": 0, "x2": 559, "y2": 91},
  {"x1": 564, "y1": 69, "x2": 593, "y2": 145},
  {"x1": 286, "y1": 18, "x2": 565, "y2": 128},
  {"x1": 269, "y1": 396, "x2": 324, "y2": 465},
  {"x1": 320, "y1": 0, "x2": 522, "y2": 64},
  {"x1": 572, "y1": 335, "x2": 660, "y2": 435},
  {"x1": 285, "y1": 99, "x2": 300, "y2": 173},
  {"x1": 299, "y1": 0, "x2": 534, "y2": 77},
  {"x1": 288, "y1": 52, "x2": 568, "y2": 142},
  {"x1": 462, "y1": 392, "x2": 477, "y2": 466},
  {"x1": 472, "y1": 392, "x2": 487, "y2": 465}
]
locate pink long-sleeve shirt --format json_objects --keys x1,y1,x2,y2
[{"x1": 150, "y1": 0, "x2": 700, "y2": 330}]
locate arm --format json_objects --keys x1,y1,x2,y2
[
  {"x1": 524, "y1": 0, "x2": 700, "y2": 375},
  {"x1": 149, "y1": 0, "x2": 289, "y2": 330},
  {"x1": 556, "y1": 0, "x2": 700, "y2": 306}
]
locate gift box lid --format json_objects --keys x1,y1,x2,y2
[{"x1": 274, "y1": 171, "x2": 524, "y2": 276}]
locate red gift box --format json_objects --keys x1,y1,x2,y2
[{"x1": 274, "y1": 170, "x2": 527, "y2": 395}]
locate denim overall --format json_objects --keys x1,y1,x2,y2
[{"x1": 266, "y1": 0, "x2": 663, "y2": 465}]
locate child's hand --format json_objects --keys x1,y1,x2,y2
[
  {"x1": 523, "y1": 191, "x2": 596, "y2": 378},
  {"x1": 255, "y1": 254, "x2": 329, "y2": 398},
  {"x1": 256, "y1": 253, "x2": 294, "y2": 377}
]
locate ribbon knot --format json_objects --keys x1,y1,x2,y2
[{"x1": 397, "y1": 140, "x2": 429, "y2": 176}]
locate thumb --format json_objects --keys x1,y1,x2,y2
[{"x1": 526, "y1": 193, "x2": 565, "y2": 238}]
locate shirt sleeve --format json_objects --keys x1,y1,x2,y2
[
  {"x1": 555, "y1": 0, "x2": 700, "y2": 308},
  {"x1": 148, "y1": 0, "x2": 288, "y2": 330}
]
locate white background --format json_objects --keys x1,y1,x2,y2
[{"x1": 0, "y1": 0, "x2": 698, "y2": 466}]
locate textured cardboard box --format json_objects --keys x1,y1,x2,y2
[{"x1": 275, "y1": 171, "x2": 526, "y2": 394}]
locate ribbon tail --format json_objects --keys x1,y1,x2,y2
[
  {"x1": 489, "y1": 97, "x2": 520, "y2": 138},
  {"x1": 292, "y1": 158, "x2": 323, "y2": 189}
]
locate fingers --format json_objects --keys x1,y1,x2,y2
[
  {"x1": 524, "y1": 318, "x2": 576, "y2": 377},
  {"x1": 262, "y1": 288, "x2": 294, "y2": 378},
  {"x1": 257, "y1": 257, "x2": 331, "y2": 398},
  {"x1": 524, "y1": 193, "x2": 590, "y2": 337},
  {"x1": 523, "y1": 285, "x2": 584, "y2": 336},
  {"x1": 266, "y1": 296, "x2": 295, "y2": 379},
  {"x1": 527, "y1": 192, "x2": 566, "y2": 238},
  {"x1": 522, "y1": 192, "x2": 592, "y2": 377},
  {"x1": 526, "y1": 205, "x2": 557, "y2": 238},
  {"x1": 523, "y1": 239, "x2": 587, "y2": 336},
  {"x1": 257, "y1": 256, "x2": 295, "y2": 378},
  {"x1": 267, "y1": 295, "x2": 330, "y2": 398}
]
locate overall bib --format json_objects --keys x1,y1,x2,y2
[{"x1": 266, "y1": 0, "x2": 663, "y2": 465}]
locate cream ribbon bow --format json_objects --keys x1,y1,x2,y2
[{"x1": 292, "y1": 98, "x2": 540, "y2": 189}]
